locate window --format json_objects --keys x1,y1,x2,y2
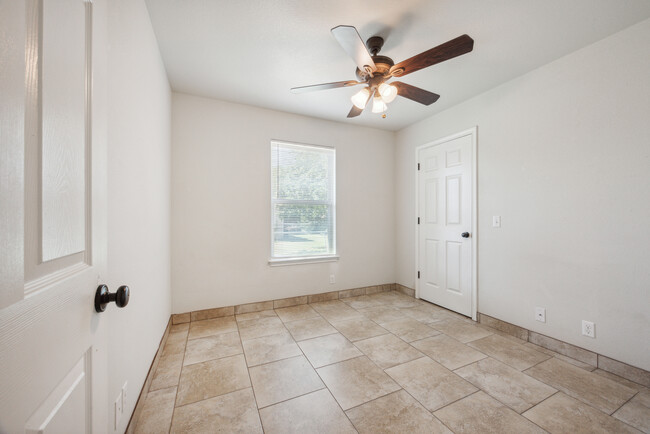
[{"x1": 270, "y1": 141, "x2": 336, "y2": 263}]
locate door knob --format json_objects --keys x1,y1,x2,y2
[
  {"x1": 95, "y1": 284, "x2": 130, "y2": 312},
  {"x1": 461, "y1": 232, "x2": 470, "y2": 238}
]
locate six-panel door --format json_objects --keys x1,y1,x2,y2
[{"x1": 418, "y1": 132, "x2": 474, "y2": 317}]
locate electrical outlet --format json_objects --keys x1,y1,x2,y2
[
  {"x1": 114, "y1": 392, "x2": 123, "y2": 430},
  {"x1": 492, "y1": 216, "x2": 501, "y2": 228},
  {"x1": 121, "y1": 382, "x2": 128, "y2": 414},
  {"x1": 582, "y1": 320, "x2": 595, "y2": 338},
  {"x1": 535, "y1": 307, "x2": 546, "y2": 323},
  {"x1": 329, "y1": 274, "x2": 335, "y2": 284}
]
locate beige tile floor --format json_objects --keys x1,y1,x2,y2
[{"x1": 135, "y1": 291, "x2": 649, "y2": 433}]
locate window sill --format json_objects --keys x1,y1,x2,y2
[{"x1": 268, "y1": 255, "x2": 339, "y2": 266}]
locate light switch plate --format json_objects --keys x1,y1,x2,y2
[
  {"x1": 114, "y1": 393, "x2": 122, "y2": 430},
  {"x1": 492, "y1": 216, "x2": 501, "y2": 228},
  {"x1": 121, "y1": 381, "x2": 128, "y2": 414}
]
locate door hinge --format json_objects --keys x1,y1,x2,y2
[
  {"x1": 417, "y1": 271, "x2": 420, "y2": 279},
  {"x1": 417, "y1": 163, "x2": 420, "y2": 171},
  {"x1": 417, "y1": 217, "x2": 420, "y2": 224}
]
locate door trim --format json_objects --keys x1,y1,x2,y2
[{"x1": 414, "y1": 127, "x2": 478, "y2": 321}]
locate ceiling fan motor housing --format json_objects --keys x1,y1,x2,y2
[
  {"x1": 356, "y1": 56, "x2": 395, "y2": 81},
  {"x1": 357, "y1": 36, "x2": 395, "y2": 81}
]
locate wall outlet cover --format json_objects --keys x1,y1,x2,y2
[
  {"x1": 329, "y1": 274, "x2": 335, "y2": 284},
  {"x1": 582, "y1": 320, "x2": 595, "y2": 338},
  {"x1": 535, "y1": 307, "x2": 546, "y2": 323}
]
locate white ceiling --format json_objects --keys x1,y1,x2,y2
[{"x1": 144, "y1": 0, "x2": 650, "y2": 131}]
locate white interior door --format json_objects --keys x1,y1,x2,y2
[
  {"x1": 0, "y1": 0, "x2": 109, "y2": 432},
  {"x1": 417, "y1": 128, "x2": 477, "y2": 318}
]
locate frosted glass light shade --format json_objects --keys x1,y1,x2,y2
[
  {"x1": 372, "y1": 95, "x2": 387, "y2": 113},
  {"x1": 378, "y1": 83, "x2": 397, "y2": 103},
  {"x1": 351, "y1": 88, "x2": 371, "y2": 109}
]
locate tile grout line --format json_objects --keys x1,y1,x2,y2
[
  {"x1": 594, "y1": 370, "x2": 649, "y2": 390},
  {"x1": 183, "y1": 319, "x2": 253, "y2": 366},
  {"x1": 331, "y1": 298, "x2": 493, "y2": 378},
  {"x1": 608, "y1": 388, "x2": 640, "y2": 416},
  {"x1": 518, "y1": 390, "x2": 562, "y2": 432},
  {"x1": 241, "y1": 307, "x2": 352, "y2": 370},
  {"x1": 520, "y1": 389, "x2": 560, "y2": 414},
  {"x1": 432, "y1": 389, "x2": 483, "y2": 414},
  {"x1": 521, "y1": 353, "x2": 554, "y2": 373},
  {"x1": 321, "y1": 300, "x2": 422, "y2": 370},
  {"x1": 450, "y1": 357, "x2": 560, "y2": 417},
  {"x1": 430, "y1": 389, "x2": 483, "y2": 432},
  {"x1": 447, "y1": 354, "x2": 489, "y2": 372},
  {"x1": 254, "y1": 385, "x2": 328, "y2": 411},
  {"x1": 376, "y1": 360, "x2": 471, "y2": 432},
  {"x1": 520, "y1": 355, "x2": 643, "y2": 418},
  {"x1": 342, "y1": 388, "x2": 407, "y2": 413},
  {"x1": 168, "y1": 323, "x2": 191, "y2": 433},
  {"x1": 236, "y1": 316, "x2": 266, "y2": 433},
  {"x1": 171, "y1": 385, "x2": 253, "y2": 411},
  {"x1": 522, "y1": 363, "x2": 643, "y2": 420},
  {"x1": 409, "y1": 329, "x2": 491, "y2": 371},
  {"x1": 315, "y1": 297, "x2": 452, "y2": 428},
  {"x1": 289, "y1": 314, "x2": 361, "y2": 434},
  {"x1": 468, "y1": 350, "x2": 553, "y2": 373},
  {"x1": 608, "y1": 395, "x2": 650, "y2": 434},
  {"x1": 241, "y1": 351, "x2": 300, "y2": 370}
]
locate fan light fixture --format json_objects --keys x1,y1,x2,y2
[
  {"x1": 378, "y1": 83, "x2": 397, "y2": 103},
  {"x1": 371, "y1": 95, "x2": 387, "y2": 113},
  {"x1": 351, "y1": 88, "x2": 370, "y2": 109},
  {"x1": 351, "y1": 83, "x2": 397, "y2": 115}
]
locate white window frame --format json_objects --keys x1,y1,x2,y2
[{"x1": 268, "y1": 140, "x2": 338, "y2": 266}]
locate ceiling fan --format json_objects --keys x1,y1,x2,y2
[{"x1": 291, "y1": 26, "x2": 474, "y2": 118}]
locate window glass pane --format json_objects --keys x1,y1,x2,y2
[
  {"x1": 271, "y1": 143, "x2": 333, "y2": 201},
  {"x1": 271, "y1": 141, "x2": 336, "y2": 259},
  {"x1": 272, "y1": 203, "x2": 334, "y2": 257}
]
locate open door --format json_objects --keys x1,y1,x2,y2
[{"x1": 0, "y1": 0, "x2": 110, "y2": 432}]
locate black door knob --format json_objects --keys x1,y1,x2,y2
[
  {"x1": 461, "y1": 232, "x2": 470, "y2": 238},
  {"x1": 95, "y1": 284, "x2": 130, "y2": 312}
]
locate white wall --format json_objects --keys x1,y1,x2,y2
[
  {"x1": 172, "y1": 93, "x2": 395, "y2": 313},
  {"x1": 107, "y1": 1, "x2": 171, "y2": 432},
  {"x1": 396, "y1": 19, "x2": 650, "y2": 370}
]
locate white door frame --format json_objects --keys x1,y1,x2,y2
[{"x1": 414, "y1": 127, "x2": 478, "y2": 321}]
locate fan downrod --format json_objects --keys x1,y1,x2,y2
[{"x1": 366, "y1": 36, "x2": 384, "y2": 56}]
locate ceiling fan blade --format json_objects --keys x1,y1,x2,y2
[
  {"x1": 331, "y1": 25, "x2": 376, "y2": 73},
  {"x1": 392, "y1": 82, "x2": 440, "y2": 105},
  {"x1": 291, "y1": 80, "x2": 362, "y2": 94},
  {"x1": 390, "y1": 34, "x2": 474, "y2": 77},
  {"x1": 347, "y1": 105, "x2": 363, "y2": 118},
  {"x1": 347, "y1": 89, "x2": 374, "y2": 118}
]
